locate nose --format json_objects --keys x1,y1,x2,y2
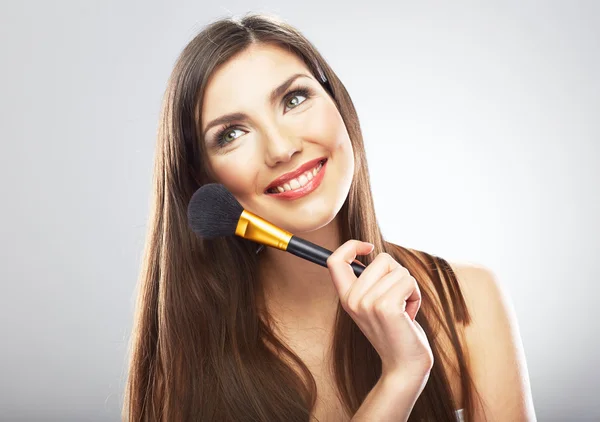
[{"x1": 263, "y1": 127, "x2": 303, "y2": 167}]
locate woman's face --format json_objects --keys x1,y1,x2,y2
[{"x1": 200, "y1": 43, "x2": 354, "y2": 234}]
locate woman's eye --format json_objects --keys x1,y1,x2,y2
[
  {"x1": 221, "y1": 128, "x2": 244, "y2": 143},
  {"x1": 285, "y1": 93, "x2": 307, "y2": 110}
]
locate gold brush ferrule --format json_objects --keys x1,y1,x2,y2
[{"x1": 235, "y1": 209, "x2": 292, "y2": 251}]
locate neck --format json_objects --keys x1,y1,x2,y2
[{"x1": 257, "y1": 216, "x2": 344, "y2": 330}]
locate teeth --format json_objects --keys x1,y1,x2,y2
[{"x1": 269, "y1": 161, "x2": 324, "y2": 193}]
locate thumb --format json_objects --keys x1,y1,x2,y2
[
  {"x1": 412, "y1": 319, "x2": 430, "y2": 347},
  {"x1": 327, "y1": 240, "x2": 374, "y2": 300}
]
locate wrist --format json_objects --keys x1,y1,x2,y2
[
  {"x1": 379, "y1": 368, "x2": 430, "y2": 396},
  {"x1": 351, "y1": 372, "x2": 428, "y2": 422}
]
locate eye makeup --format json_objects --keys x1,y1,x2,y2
[{"x1": 210, "y1": 84, "x2": 314, "y2": 149}]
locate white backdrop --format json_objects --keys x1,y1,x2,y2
[{"x1": 1, "y1": 1, "x2": 598, "y2": 420}]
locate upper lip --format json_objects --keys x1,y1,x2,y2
[{"x1": 265, "y1": 157, "x2": 326, "y2": 191}]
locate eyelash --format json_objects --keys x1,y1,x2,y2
[{"x1": 212, "y1": 86, "x2": 313, "y2": 148}]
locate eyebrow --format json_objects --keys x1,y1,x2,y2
[{"x1": 202, "y1": 73, "x2": 312, "y2": 137}]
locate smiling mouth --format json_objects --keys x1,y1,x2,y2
[{"x1": 266, "y1": 159, "x2": 327, "y2": 194}]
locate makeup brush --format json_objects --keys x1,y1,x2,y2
[{"x1": 187, "y1": 183, "x2": 366, "y2": 277}]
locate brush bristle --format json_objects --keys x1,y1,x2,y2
[{"x1": 187, "y1": 183, "x2": 244, "y2": 238}]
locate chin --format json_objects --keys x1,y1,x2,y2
[
  {"x1": 270, "y1": 196, "x2": 344, "y2": 235},
  {"x1": 288, "y1": 215, "x2": 335, "y2": 234}
]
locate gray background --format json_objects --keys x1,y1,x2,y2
[{"x1": 1, "y1": 0, "x2": 598, "y2": 420}]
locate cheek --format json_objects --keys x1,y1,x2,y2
[
  {"x1": 299, "y1": 101, "x2": 349, "y2": 151},
  {"x1": 209, "y1": 153, "x2": 260, "y2": 196}
]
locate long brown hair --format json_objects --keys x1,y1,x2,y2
[{"x1": 123, "y1": 12, "x2": 483, "y2": 421}]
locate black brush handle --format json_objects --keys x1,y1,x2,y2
[{"x1": 287, "y1": 236, "x2": 366, "y2": 277}]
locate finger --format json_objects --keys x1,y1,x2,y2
[
  {"x1": 413, "y1": 319, "x2": 428, "y2": 340},
  {"x1": 326, "y1": 240, "x2": 374, "y2": 301},
  {"x1": 348, "y1": 253, "x2": 403, "y2": 303},
  {"x1": 372, "y1": 275, "x2": 422, "y2": 322},
  {"x1": 357, "y1": 266, "x2": 410, "y2": 311},
  {"x1": 405, "y1": 281, "x2": 422, "y2": 321},
  {"x1": 412, "y1": 320, "x2": 433, "y2": 365}
]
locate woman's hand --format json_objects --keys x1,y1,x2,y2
[{"x1": 326, "y1": 240, "x2": 434, "y2": 385}]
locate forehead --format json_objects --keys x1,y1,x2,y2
[{"x1": 201, "y1": 43, "x2": 312, "y2": 126}]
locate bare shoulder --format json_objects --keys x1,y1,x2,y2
[
  {"x1": 447, "y1": 261, "x2": 524, "y2": 348},
  {"x1": 448, "y1": 261, "x2": 503, "y2": 314},
  {"x1": 447, "y1": 261, "x2": 537, "y2": 421}
]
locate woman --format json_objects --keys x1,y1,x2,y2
[{"x1": 123, "y1": 13, "x2": 535, "y2": 421}]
